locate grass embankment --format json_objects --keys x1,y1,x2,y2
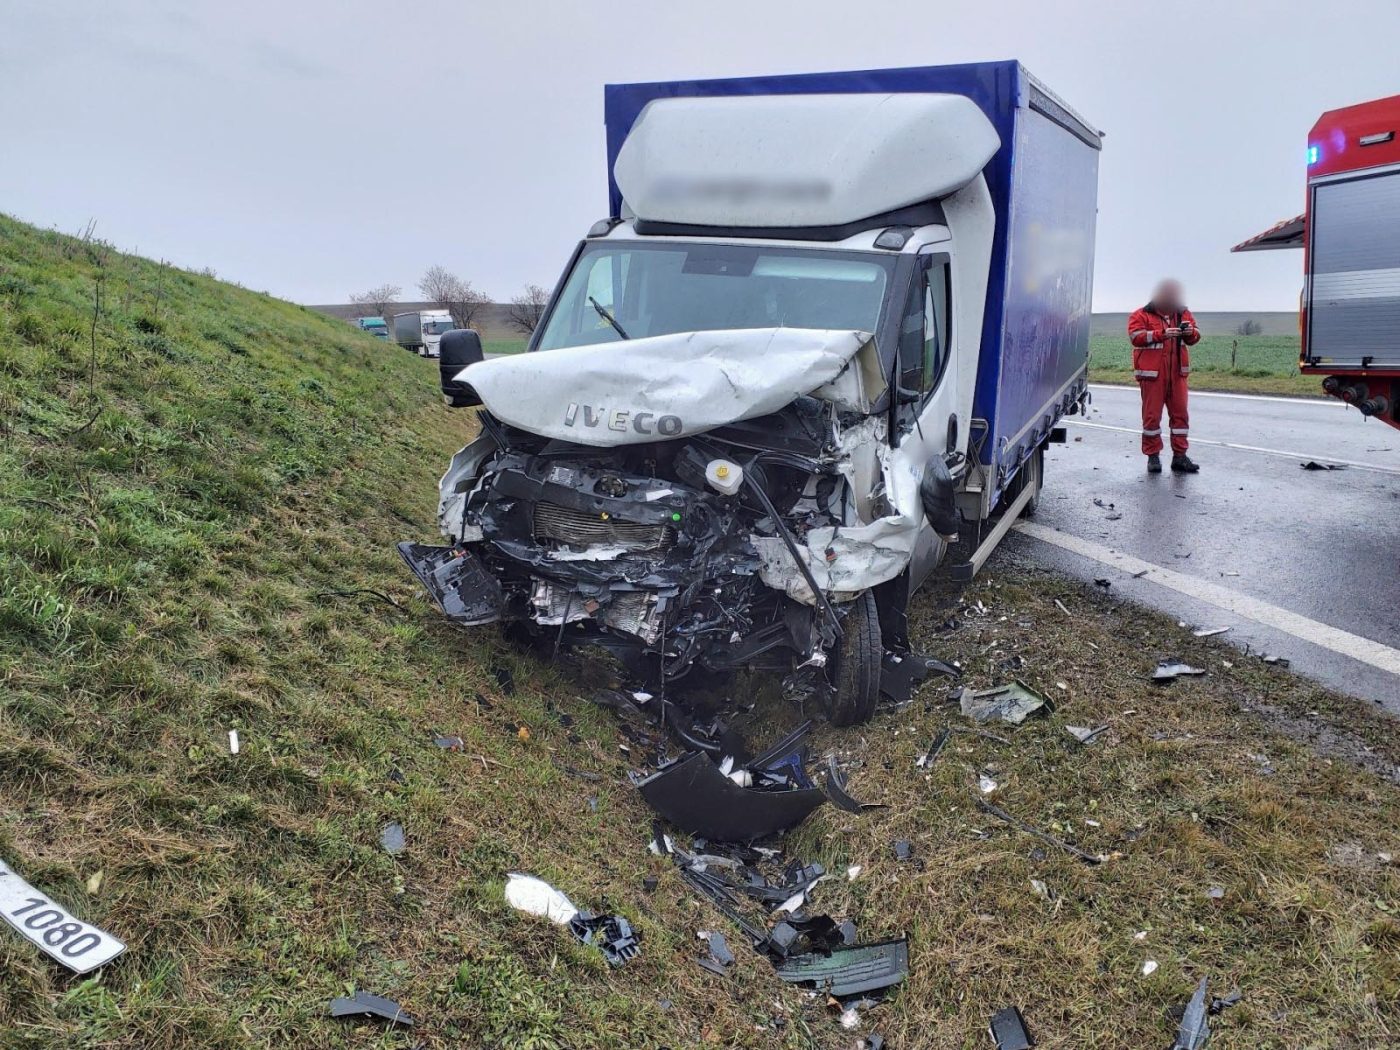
[
  {"x1": 1, "y1": 213, "x2": 1397, "y2": 1047},
  {"x1": 1089, "y1": 332, "x2": 1319, "y2": 397}
]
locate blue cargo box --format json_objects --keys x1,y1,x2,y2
[{"x1": 603, "y1": 61, "x2": 1102, "y2": 506}]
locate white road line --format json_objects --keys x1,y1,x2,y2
[
  {"x1": 1089, "y1": 383, "x2": 1341, "y2": 408},
  {"x1": 1015, "y1": 520, "x2": 1400, "y2": 678},
  {"x1": 1065, "y1": 419, "x2": 1400, "y2": 476}
]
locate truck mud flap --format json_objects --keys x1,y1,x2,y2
[
  {"x1": 773, "y1": 935, "x2": 909, "y2": 997},
  {"x1": 396, "y1": 542, "x2": 503, "y2": 625},
  {"x1": 635, "y1": 751, "x2": 828, "y2": 842}
]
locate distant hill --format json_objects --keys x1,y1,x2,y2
[{"x1": 309, "y1": 303, "x2": 1300, "y2": 342}]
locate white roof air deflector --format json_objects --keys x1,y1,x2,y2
[{"x1": 613, "y1": 93, "x2": 1000, "y2": 230}]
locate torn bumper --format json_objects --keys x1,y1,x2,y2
[{"x1": 396, "y1": 542, "x2": 502, "y2": 625}]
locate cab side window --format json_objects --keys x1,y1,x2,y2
[{"x1": 897, "y1": 261, "x2": 952, "y2": 400}]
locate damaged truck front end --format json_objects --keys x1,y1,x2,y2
[{"x1": 401, "y1": 314, "x2": 932, "y2": 725}]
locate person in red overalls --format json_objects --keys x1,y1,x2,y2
[{"x1": 1127, "y1": 280, "x2": 1201, "y2": 474}]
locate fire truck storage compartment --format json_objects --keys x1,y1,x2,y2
[{"x1": 1308, "y1": 166, "x2": 1400, "y2": 368}]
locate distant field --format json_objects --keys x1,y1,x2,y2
[
  {"x1": 483, "y1": 337, "x2": 527, "y2": 355},
  {"x1": 1089, "y1": 332, "x2": 1319, "y2": 397}
]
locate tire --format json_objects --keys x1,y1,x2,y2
[{"x1": 823, "y1": 589, "x2": 882, "y2": 726}]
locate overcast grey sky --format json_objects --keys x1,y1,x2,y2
[{"x1": 2, "y1": 0, "x2": 1397, "y2": 310}]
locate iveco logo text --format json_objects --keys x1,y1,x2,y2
[{"x1": 564, "y1": 403, "x2": 683, "y2": 436}]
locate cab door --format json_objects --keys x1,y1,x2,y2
[{"x1": 892, "y1": 253, "x2": 960, "y2": 590}]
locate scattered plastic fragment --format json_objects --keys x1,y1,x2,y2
[
  {"x1": 1300, "y1": 461, "x2": 1344, "y2": 471},
  {"x1": 1029, "y1": 878, "x2": 1048, "y2": 898},
  {"x1": 1261, "y1": 654, "x2": 1291, "y2": 668},
  {"x1": 85, "y1": 870, "x2": 103, "y2": 895},
  {"x1": 978, "y1": 774, "x2": 999, "y2": 795},
  {"x1": 636, "y1": 749, "x2": 827, "y2": 842},
  {"x1": 821, "y1": 754, "x2": 885, "y2": 813},
  {"x1": 1153, "y1": 661, "x2": 1207, "y2": 682},
  {"x1": 961, "y1": 682, "x2": 1052, "y2": 725},
  {"x1": 1132, "y1": 568, "x2": 1149, "y2": 578},
  {"x1": 571, "y1": 912, "x2": 640, "y2": 966},
  {"x1": 894, "y1": 840, "x2": 914, "y2": 863},
  {"x1": 916, "y1": 727, "x2": 952, "y2": 768},
  {"x1": 1192, "y1": 626, "x2": 1230, "y2": 638},
  {"x1": 1065, "y1": 725, "x2": 1109, "y2": 745},
  {"x1": 380, "y1": 822, "x2": 405, "y2": 856},
  {"x1": 976, "y1": 798, "x2": 1102, "y2": 865},
  {"x1": 847, "y1": 865, "x2": 862, "y2": 881},
  {"x1": 1093, "y1": 577, "x2": 1111, "y2": 589},
  {"x1": 774, "y1": 936, "x2": 909, "y2": 997},
  {"x1": 328, "y1": 991, "x2": 414, "y2": 1027},
  {"x1": 1054, "y1": 599, "x2": 1073, "y2": 617},
  {"x1": 840, "y1": 1005, "x2": 861, "y2": 1029},
  {"x1": 988, "y1": 1005, "x2": 1035, "y2": 1049},
  {"x1": 1142, "y1": 960, "x2": 1159, "y2": 977},
  {"x1": 433, "y1": 734, "x2": 465, "y2": 750},
  {"x1": 227, "y1": 730, "x2": 240, "y2": 755},
  {"x1": 1170, "y1": 977, "x2": 1210, "y2": 1049},
  {"x1": 1207, "y1": 885, "x2": 1225, "y2": 900},
  {"x1": 504, "y1": 872, "x2": 578, "y2": 924},
  {"x1": 880, "y1": 650, "x2": 960, "y2": 704}
]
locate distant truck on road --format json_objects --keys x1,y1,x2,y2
[
  {"x1": 355, "y1": 316, "x2": 389, "y2": 340},
  {"x1": 1234, "y1": 92, "x2": 1400, "y2": 431},
  {"x1": 392, "y1": 310, "x2": 458, "y2": 357}
]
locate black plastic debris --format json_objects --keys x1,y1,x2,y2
[
  {"x1": 917, "y1": 728, "x2": 952, "y2": 768},
  {"x1": 961, "y1": 682, "x2": 1052, "y2": 725},
  {"x1": 894, "y1": 840, "x2": 914, "y2": 863},
  {"x1": 1300, "y1": 460, "x2": 1345, "y2": 471},
  {"x1": 492, "y1": 663, "x2": 515, "y2": 695},
  {"x1": 1153, "y1": 661, "x2": 1207, "y2": 683},
  {"x1": 570, "y1": 912, "x2": 640, "y2": 967},
  {"x1": 696, "y1": 930, "x2": 735, "y2": 976},
  {"x1": 976, "y1": 798, "x2": 1102, "y2": 865},
  {"x1": 1093, "y1": 577, "x2": 1111, "y2": 589},
  {"x1": 1261, "y1": 654, "x2": 1291, "y2": 668},
  {"x1": 328, "y1": 991, "x2": 414, "y2": 1027},
  {"x1": 380, "y1": 822, "x2": 405, "y2": 855},
  {"x1": 396, "y1": 542, "x2": 503, "y2": 625},
  {"x1": 988, "y1": 1005, "x2": 1034, "y2": 1048},
  {"x1": 880, "y1": 650, "x2": 960, "y2": 704},
  {"x1": 1171, "y1": 977, "x2": 1211, "y2": 1050},
  {"x1": 863, "y1": 1036, "x2": 885, "y2": 1050},
  {"x1": 642, "y1": 875, "x2": 659, "y2": 894},
  {"x1": 821, "y1": 755, "x2": 885, "y2": 814},
  {"x1": 636, "y1": 750, "x2": 827, "y2": 842},
  {"x1": 774, "y1": 936, "x2": 909, "y2": 997}
]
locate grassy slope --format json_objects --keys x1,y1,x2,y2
[
  {"x1": 1, "y1": 214, "x2": 1397, "y2": 1048},
  {"x1": 1089, "y1": 332, "x2": 1320, "y2": 397}
]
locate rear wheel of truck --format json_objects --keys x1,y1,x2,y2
[{"x1": 823, "y1": 589, "x2": 882, "y2": 726}]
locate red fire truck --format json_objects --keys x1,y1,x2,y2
[{"x1": 1234, "y1": 93, "x2": 1400, "y2": 430}]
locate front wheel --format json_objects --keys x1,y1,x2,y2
[{"x1": 822, "y1": 589, "x2": 882, "y2": 726}]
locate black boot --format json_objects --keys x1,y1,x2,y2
[
  {"x1": 1171, "y1": 454, "x2": 1199, "y2": 473},
  {"x1": 1147, "y1": 454, "x2": 1162, "y2": 474}
]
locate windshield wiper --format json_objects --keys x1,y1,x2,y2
[{"x1": 588, "y1": 296, "x2": 630, "y2": 340}]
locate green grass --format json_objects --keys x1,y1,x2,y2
[
  {"x1": 482, "y1": 338, "x2": 527, "y2": 356},
  {"x1": 1, "y1": 212, "x2": 1398, "y2": 1047},
  {"x1": 1089, "y1": 332, "x2": 1322, "y2": 397}
]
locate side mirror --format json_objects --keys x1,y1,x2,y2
[
  {"x1": 439, "y1": 329, "x2": 484, "y2": 408},
  {"x1": 919, "y1": 456, "x2": 960, "y2": 541}
]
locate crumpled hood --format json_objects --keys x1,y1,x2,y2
[{"x1": 455, "y1": 327, "x2": 870, "y2": 446}]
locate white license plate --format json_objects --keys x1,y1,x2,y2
[{"x1": 0, "y1": 859, "x2": 126, "y2": 974}]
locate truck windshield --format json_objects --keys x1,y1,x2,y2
[
  {"x1": 536, "y1": 241, "x2": 894, "y2": 351},
  {"x1": 422, "y1": 320, "x2": 456, "y2": 335}
]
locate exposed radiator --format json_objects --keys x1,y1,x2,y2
[{"x1": 532, "y1": 502, "x2": 675, "y2": 553}]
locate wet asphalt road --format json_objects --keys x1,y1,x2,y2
[{"x1": 1002, "y1": 384, "x2": 1400, "y2": 712}]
